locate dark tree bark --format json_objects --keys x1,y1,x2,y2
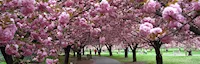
[
  {"x1": 188, "y1": 50, "x2": 192, "y2": 56},
  {"x1": 150, "y1": 48, "x2": 153, "y2": 52},
  {"x1": 106, "y1": 45, "x2": 113, "y2": 56},
  {"x1": 77, "y1": 49, "x2": 82, "y2": 60},
  {"x1": 82, "y1": 48, "x2": 85, "y2": 55},
  {"x1": 0, "y1": 47, "x2": 13, "y2": 64},
  {"x1": 124, "y1": 47, "x2": 128, "y2": 58},
  {"x1": 20, "y1": 56, "x2": 24, "y2": 59},
  {"x1": 155, "y1": 47, "x2": 163, "y2": 64},
  {"x1": 190, "y1": 24, "x2": 200, "y2": 35},
  {"x1": 97, "y1": 48, "x2": 102, "y2": 56},
  {"x1": 129, "y1": 44, "x2": 138, "y2": 62},
  {"x1": 166, "y1": 48, "x2": 168, "y2": 52},
  {"x1": 152, "y1": 40, "x2": 163, "y2": 64},
  {"x1": 64, "y1": 45, "x2": 71, "y2": 64},
  {"x1": 179, "y1": 48, "x2": 181, "y2": 51},
  {"x1": 73, "y1": 50, "x2": 76, "y2": 57},
  {"x1": 89, "y1": 49, "x2": 92, "y2": 55},
  {"x1": 108, "y1": 49, "x2": 112, "y2": 56},
  {"x1": 132, "y1": 49, "x2": 136, "y2": 62}
]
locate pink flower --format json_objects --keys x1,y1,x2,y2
[
  {"x1": 49, "y1": 49, "x2": 57, "y2": 57},
  {"x1": 161, "y1": 36, "x2": 172, "y2": 44},
  {"x1": 91, "y1": 28, "x2": 101, "y2": 35},
  {"x1": 139, "y1": 23, "x2": 153, "y2": 36},
  {"x1": 61, "y1": 42, "x2": 68, "y2": 48},
  {"x1": 20, "y1": 0, "x2": 35, "y2": 15},
  {"x1": 0, "y1": 24, "x2": 17, "y2": 41},
  {"x1": 150, "y1": 27, "x2": 163, "y2": 34},
  {"x1": 192, "y1": 2, "x2": 200, "y2": 11},
  {"x1": 21, "y1": 5, "x2": 35, "y2": 16},
  {"x1": 99, "y1": 37, "x2": 106, "y2": 43},
  {"x1": 100, "y1": 0, "x2": 110, "y2": 9},
  {"x1": 79, "y1": 18, "x2": 89, "y2": 27},
  {"x1": 162, "y1": 3, "x2": 182, "y2": 21},
  {"x1": 22, "y1": 0, "x2": 35, "y2": 6},
  {"x1": 46, "y1": 59, "x2": 58, "y2": 64},
  {"x1": 37, "y1": 2, "x2": 48, "y2": 12},
  {"x1": 64, "y1": 0, "x2": 74, "y2": 7},
  {"x1": 98, "y1": 0, "x2": 110, "y2": 13},
  {"x1": 168, "y1": 21, "x2": 182, "y2": 28},
  {"x1": 162, "y1": 7, "x2": 179, "y2": 21},
  {"x1": 141, "y1": 22, "x2": 154, "y2": 28},
  {"x1": 136, "y1": 0, "x2": 146, "y2": 2},
  {"x1": 170, "y1": 3, "x2": 182, "y2": 13},
  {"x1": 5, "y1": 44, "x2": 19, "y2": 55},
  {"x1": 58, "y1": 12, "x2": 70, "y2": 24},
  {"x1": 47, "y1": 22, "x2": 56, "y2": 30},
  {"x1": 194, "y1": 18, "x2": 200, "y2": 28},
  {"x1": 46, "y1": 59, "x2": 53, "y2": 64},
  {"x1": 57, "y1": 31, "x2": 63, "y2": 39},
  {"x1": 22, "y1": 49, "x2": 32, "y2": 56},
  {"x1": 12, "y1": 0, "x2": 22, "y2": 6},
  {"x1": 143, "y1": 0, "x2": 161, "y2": 13},
  {"x1": 48, "y1": 0, "x2": 56, "y2": 5},
  {"x1": 181, "y1": 24, "x2": 190, "y2": 31},
  {"x1": 141, "y1": 17, "x2": 155, "y2": 24}
]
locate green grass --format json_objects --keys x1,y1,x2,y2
[
  {"x1": 96, "y1": 48, "x2": 200, "y2": 64},
  {"x1": 1, "y1": 48, "x2": 200, "y2": 64},
  {"x1": 0, "y1": 62, "x2": 6, "y2": 64},
  {"x1": 100, "y1": 53, "x2": 200, "y2": 64}
]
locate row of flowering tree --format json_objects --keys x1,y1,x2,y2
[{"x1": 1, "y1": 0, "x2": 200, "y2": 64}]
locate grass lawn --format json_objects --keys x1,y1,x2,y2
[
  {"x1": 95, "y1": 48, "x2": 200, "y2": 64},
  {"x1": 1, "y1": 48, "x2": 200, "y2": 64}
]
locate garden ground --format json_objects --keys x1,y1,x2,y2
[{"x1": 1, "y1": 48, "x2": 200, "y2": 64}]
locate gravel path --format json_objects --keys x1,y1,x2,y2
[{"x1": 92, "y1": 56, "x2": 121, "y2": 64}]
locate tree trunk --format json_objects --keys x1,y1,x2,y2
[
  {"x1": 155, "y1": 47, "x2": 163, "y2": 64},
  {"x1": 150, "y1": 48, "x2": 153, "y2": 52},
  {"x1": 0, "y1": 47, "x2": 13, "y2": 64},
  {"x1": 108, "y1": 48, "x2": 112, "y2": 56},
  {"x1": 188, "y1": 50, "x2": 192, "y2": 56},
  {"x1": 178, "y1": 48, "x2": 182, "y2": 52},
  {"x1": 77, "y1": 49, "x2": 82, "y2": 60},
  {"x1": 89, "y1": 49, "x2": 92, "y2": 55},
  {"x1": 82, "y1": 48, "x2": 85, "y2": 55},
  {"x1": 154, "y1": 44, "x2": 163, "y2": 64},
  {"x1": 152, "y1": 40, "x2": 163, "y2": 64},
  {"x1": 98, "y1": 48, "x2": 101, "y2": 56},
  {"x1": 73, "y1": 50, "x2": 76, "y2": 57},
  {"x1": 190, "y1": 25, "x2": 200, "y2": 35},
  {"x1": 132, "y1": 49, "x2": 136, "y2": 62},
  {"x1": 64, "y1": 45, "x2": 71, "y2": 64},
  {"x1": 106, "y1": 45, "x2": 112, "y2": 56},
  {"x1": 124, "y1": 47, "x2": 128, "y2": 58},
  {"x1": 130, "y1": 44, "x2": 138, "y2": 62},
  {"x1": 166, "y1": 48, "x2": 168, "y2": 52}
]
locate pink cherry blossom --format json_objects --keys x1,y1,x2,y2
[
  {"x1": 150, "y1": 27, "x2": 163, "y2": 34},
  {"x1": 46, "y1": 59, "x2": 58, "y2": 64},
  {"x1": 143, "y1": 0, "x2": 161, "y2": 13},
  {"x1": 0, "y1": 24, "x2": 17, "y2": 42},
  {"x1": 99, "y1": 37, "x2": 106, "y2": 43},
  {"x1": 141, "y1": 17, "x2": 155, "y2": 24},
  {"x1": 58, "y1": 12, "x2": 70, "y2": 24},
  {"x1": 65, "y1": 0, "x2": 74, "y2": 7},
  {"x1": 192, "y1": 2, "x2": 200, "y2": 11},
  {"x1": 162, "y1": 3, "x2": 182, "y2": 21},
  {"x1": 139, "y1": 23, "x2": 154, "y2": 36}
]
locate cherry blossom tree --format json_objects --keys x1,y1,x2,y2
[
  {"x1": 1, "y1": 0, "x2": 200, "y2": 64},
  {"x1": 137, "y1": 0, "x2": 200, "y2": 64}
]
